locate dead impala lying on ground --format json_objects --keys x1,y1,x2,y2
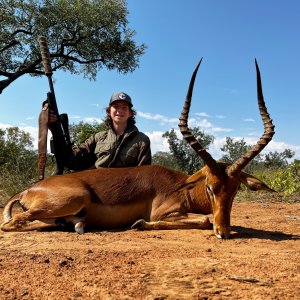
[{"x1": 1, "y1": 59, "x2": 275, "y2": 239}]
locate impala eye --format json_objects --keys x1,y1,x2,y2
[{"x1": 206, "y1": 184, "x2": 213, "y2": 195}]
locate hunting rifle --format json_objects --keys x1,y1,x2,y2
[{"x1": 37, "y1": 36, "x2": 72, "y2": 180}]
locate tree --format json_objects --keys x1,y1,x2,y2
[
  {"x1": 163, "y1": 128, "x2": 214, "y2": 174},
  {"x1": 221, "y1": 137, "x2": 252, "y2": 163},
  {"x1": 220, "y1": 137, "x2": 295, "y2": 173},
  {"x1": 220, "y1": 137, "x2": 263, "y2": 173},
  {"x1": 0, "y1": 126, "x2": 35, "y2": 171},
  {"x1": 152, "y1": 151, "x2": 180, "y2": 171},
  {"x1": 0, "y1": 0, "x2": 146, "y2": 94},
  {"x1": 264, "y1": 149, "x2": 295, "y2": 169},
  {"x1": 69, "y1": 121, "x2": 108, "y2": 145},
  {"x1": 0, "y1": 127, "x2": 38, "y2": 198}
]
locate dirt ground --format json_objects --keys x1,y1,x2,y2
[{"x1": 0, "y1": 200, "x2": 299, "y2": 300}]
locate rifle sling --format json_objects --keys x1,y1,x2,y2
[{"x1": 38, "y1": 101, "x2": 49, "y2": 180}]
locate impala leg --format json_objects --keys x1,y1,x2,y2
[
  {"x1": 64, "y1": 216, "x2": 86, "y2": 234},
  {"x1": 1, "y1": 207, "x2": 86, "y2": 233},
  {"x1": 131, "y1": 214, "x2": 212, "y2": 230},
  {"x1": 1, "y1": 210, "x2": 58, "y2": 232}
]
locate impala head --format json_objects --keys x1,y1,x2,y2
[{"x1": 179, "y1": 59, "x2": 275, "y2": 239}]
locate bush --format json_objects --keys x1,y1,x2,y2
[{"x1": 247, "y1": 161, "x2": 300, "y2": 202}]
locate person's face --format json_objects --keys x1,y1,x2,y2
[{"x1": 109, "y1": 101, "x2": 132, "y2": 125}]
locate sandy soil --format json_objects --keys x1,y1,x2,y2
[{"x1": 0, "y1": 201, "x2": 299, "y2": 300}]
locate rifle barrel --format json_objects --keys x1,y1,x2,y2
[{"x1": 47, "y1": 75, "x2": 59, "y2": 116}]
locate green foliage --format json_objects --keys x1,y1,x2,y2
[
  {"x1": 255, "y1": 161, "x2": 300, "y2": 195},
  {"x1": 221, "y1": 137, "x2": 251, "y2": 162},
  {"x1": 220, "y1": 137, "x2": 296, "y2": 174},
  {"x1": 264, "y1": 149, "x2": 295, "y2": 169},
  {"x1": 220, "y1": 137, "x2": 262, "y2": 173},
  {"x1": 152, "y1": 151, "x2": 181, "y2": 171},
  {"x1": 69, "y1": 121, "x2": 108, "y2": 145},
  {"x1": 0, "y1": 127, "x2": 38, "y2": 202},
  {"x1": 0, "y1": 0, "x2": 146, "y2": 93},
  {"x1": 163, "y1": 128, "x2": 214, "y2": 174},
  {"x1": 0, "y1": 127, "x2": 35, "y2": 172}
]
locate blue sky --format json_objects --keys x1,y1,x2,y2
[{"x1": 1, "y1": 0, "x2": 300, "y2": 159}]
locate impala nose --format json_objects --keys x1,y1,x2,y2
[{"x1": 214, "y1": 225, "x2": 231, "y2": 239}]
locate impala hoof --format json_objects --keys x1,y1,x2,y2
[
  {"x1": 131, "y1": 219, "x2": 146, "y2": 230},
  {"x1": 75, "y1": 222, "x2": 85, "y2": 234}
]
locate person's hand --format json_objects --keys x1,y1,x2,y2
[{"x1": 48, "y1": 110, "x2": 58, "y2": 124}]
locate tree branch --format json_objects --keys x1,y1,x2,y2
[
  {"x1": 0, "y1": 40, "x2": 21, "y2": 52},
  {"x1": 0, "y1": 58, "x2": 43, "y2": 94},
  {"x1": 58, "y1": 54, "x2": 104, "y2": 65},
  {"x1": 12, "y1": 28, "x2": 33, "y2": 36}
]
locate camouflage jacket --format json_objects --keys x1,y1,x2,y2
[{"x1": 68, "y1": 125, "x2": 151, "y2": 170}]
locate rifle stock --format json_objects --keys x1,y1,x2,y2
[{"x1": 38, "y1": 37, "x2": 72, "y2": 178}]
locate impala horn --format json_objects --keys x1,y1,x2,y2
[
  {"x1": 227, "y1": 59, "x2": 275, "y2": 176},
  {"x1": 178, "y1": 58, "x2": 219, "y2": 172}
]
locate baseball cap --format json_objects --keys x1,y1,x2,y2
[{"x1": 109, "y1": 92, "x2": 133, "y2": 107}]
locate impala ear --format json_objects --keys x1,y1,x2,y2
[
  {"x1": 240, "y1": 172, "x2": 276, "y2": 192},
  {"x1": 178, "y1": 169, "x2": 207, "y2": 190}
]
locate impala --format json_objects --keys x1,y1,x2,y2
[{"x1": 1, "y1": 59, "x2": 275, "y2": 239}]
